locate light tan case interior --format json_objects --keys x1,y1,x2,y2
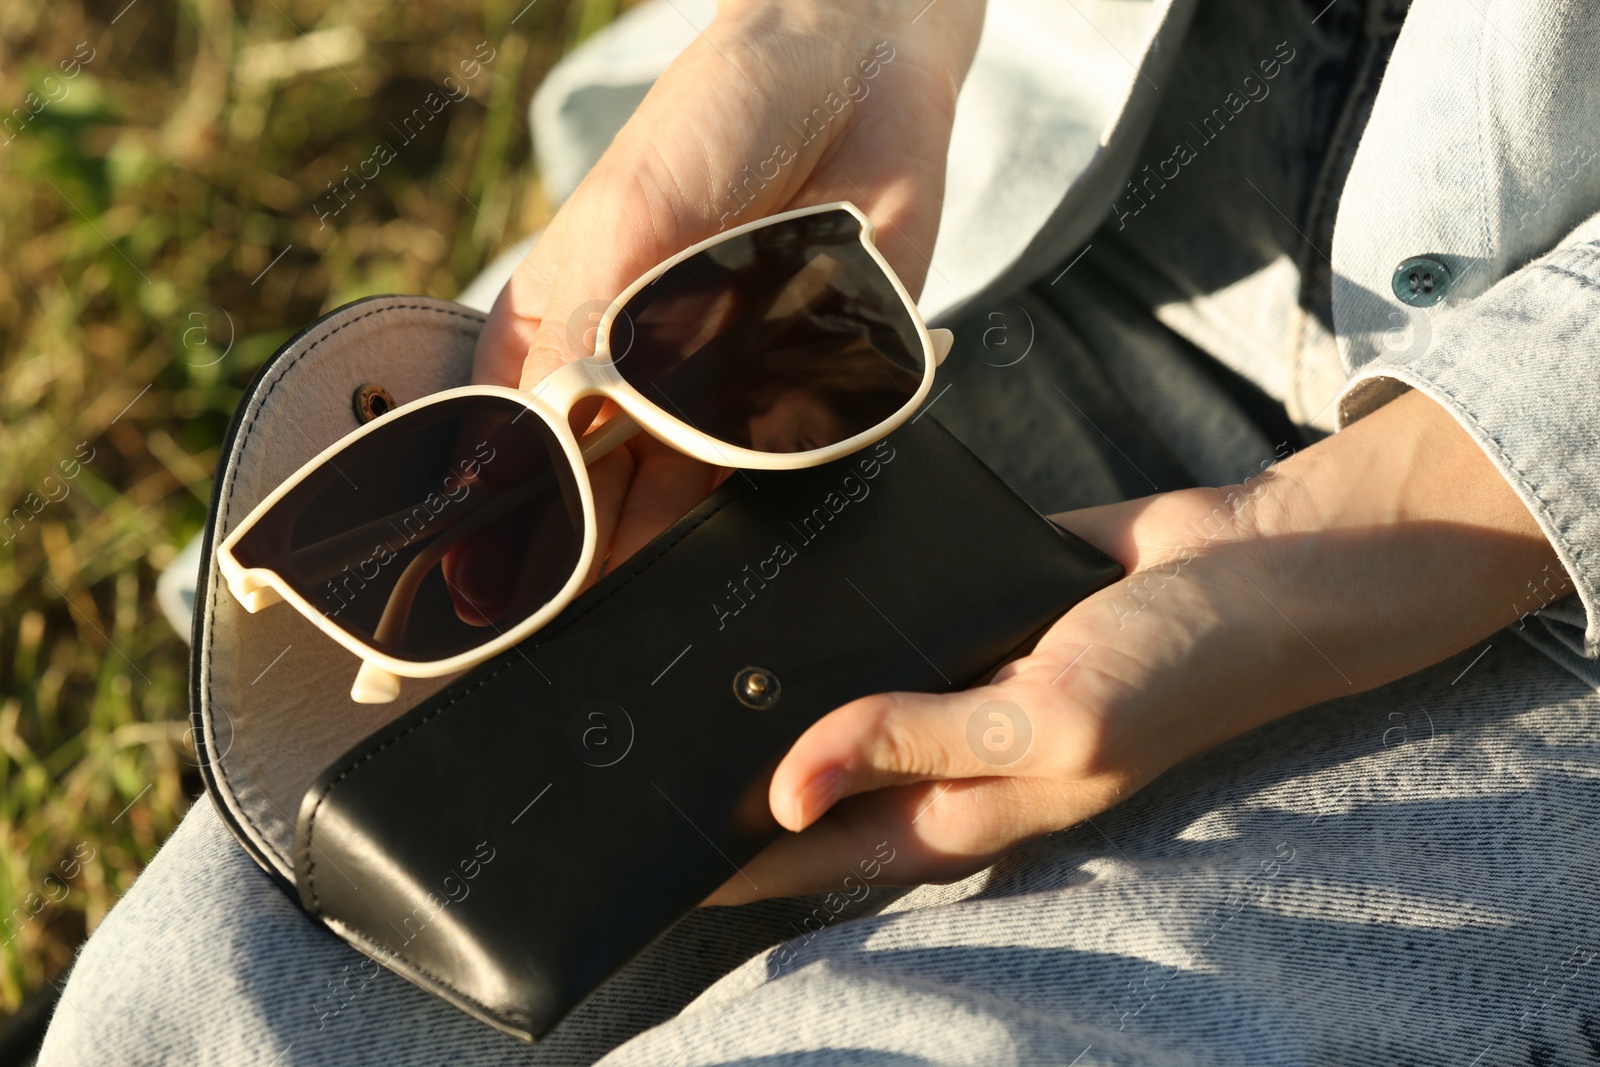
[{"x1": 197, "y1": 297, "x2": 485, "y2": 880}]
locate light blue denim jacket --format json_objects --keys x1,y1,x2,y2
[
  {"x1": 1332, "y1": 1, "x2": 1600, "y2": 684},
  {"x1": 530, "y1": 0, "x2": 1600, "y2": 686}
]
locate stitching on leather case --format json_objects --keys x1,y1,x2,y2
[
  {"x1": 300, "y1": 476, "x2": 747, "y2": 906},
  {"x1": 203, "y1": 301, "x2": 484, "y2": 870}
]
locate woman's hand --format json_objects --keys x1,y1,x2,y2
[
  {"x1": 459, "y1": 0, "x2": 983, "y2": 609},
  {"x1": 707, "y1": 389, "x2": 1570, "y2": 904}
]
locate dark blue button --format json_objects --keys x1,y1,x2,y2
[{"x1": 1393, "y1": 256, "x2": 1452, "y2": 307}]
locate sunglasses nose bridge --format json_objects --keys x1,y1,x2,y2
[{"x1": 527, "y1": 357, "x2": 615, "y2": 422}]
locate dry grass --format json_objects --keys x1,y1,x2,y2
[{"x1": 0, "y1": 0, "x2": 624, "y2": 1012}]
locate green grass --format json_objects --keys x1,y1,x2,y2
[{"x1": 0, "y1": 0, "x2": 626, "y2": 1013}]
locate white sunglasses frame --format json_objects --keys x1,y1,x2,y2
[{"x1": 217, "y1": 200, "x2": 952, "y2": 704}]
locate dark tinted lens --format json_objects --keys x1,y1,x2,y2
[
  {"x1": 231, "y1": 395, "x2": 584, "y2": 662},
  {"x1": 613, "y1": 208, "x2": 924, "y2": 453}
]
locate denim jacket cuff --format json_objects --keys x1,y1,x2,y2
[{"x1": 1334, "y1": 241, "x2": 1600, "y2": 675}]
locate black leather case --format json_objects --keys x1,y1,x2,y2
[{"x1": 293, "y1": 417, "x2": 1121, "y2": 1041}]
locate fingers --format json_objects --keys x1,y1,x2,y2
[
  {"x1": 471, "y1": 255, "x2": 552, "y2": 388},
  {"x1": 1050, "y1": 486, "x2": 1251, "y2": 575},
  {"x1": 768, "y1": 685, "x2": 1091, "y2": 833},
  {"x1": 577, "y1": 444, "x2": 634, "y2": 587},
  {"x1": 465, "y1": 1, "x2": 984, "y2": 395},
  {"x1": 487, "y1": 37, "x2": 778, "y2": 392},
  {"x1": 467, "y1": 145, "x2": 699, "y2": 394},
  {"x1": 472, "y1": 15, "x2": 894, "y2": 393},
  {"x1": 1047, "y1": 497, "x2": 1153, "y2": 573},
  {"x1": 518, "y1": 192, "x2": 680, "y2": 388},
  {"x1": 704, "y1": 776, "x2": 1088, "y2": 906},
  {"x1": 607, "y1": 434, "x2": 723, "y2": 564}
]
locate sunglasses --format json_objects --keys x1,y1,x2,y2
[{"x1": 218, "y1": 201, "x2": 952, "y2": 704}]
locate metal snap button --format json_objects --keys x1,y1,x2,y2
[
  {"x1": 352, "y1": 383, "x2": 396, "y2": 423},
  {"x1": 1392, "y1": 256, "x2": 1453, "y2": 308},
  {"x1": 733, "y1": 666, "x2": 781, "y2": 709}
]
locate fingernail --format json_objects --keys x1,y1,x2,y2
[{"x1": 795, "y1": 768, "x2": 845, "y2": 829}]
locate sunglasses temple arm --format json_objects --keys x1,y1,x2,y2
[
  {"x1": 287, "y1": 411, "x2": 639, "y2": 586},
  {"x1": 287, "y1": 502, "x2": 479, "y2": 584},
  {"x1": 358, "y1": 414, "x2": 637, "y2": 694},
  {"x1": 367, "y1": 474, "x2": 553, "y2": 652},
  {"x1": 577, "y1": 410, "x2": 639, "y2": 463}
]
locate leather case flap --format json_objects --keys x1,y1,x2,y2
[{"x1": 193, "y1": 298, "x2": 488, "y2": 882}]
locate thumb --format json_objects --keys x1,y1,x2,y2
[
  {"x1": 769, "y1": 688, "x2": 1044, "y2": 832},
  {"x1": 471, "y1": 260, "x2": 550, "y2": 387},
  {"x1": 514, "y1": 187, "x2": 694, "y2": 391}
]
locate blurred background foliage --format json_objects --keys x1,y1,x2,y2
[{"x1": 0, "y1": 0, "x2": 628, "y2": 1015}]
